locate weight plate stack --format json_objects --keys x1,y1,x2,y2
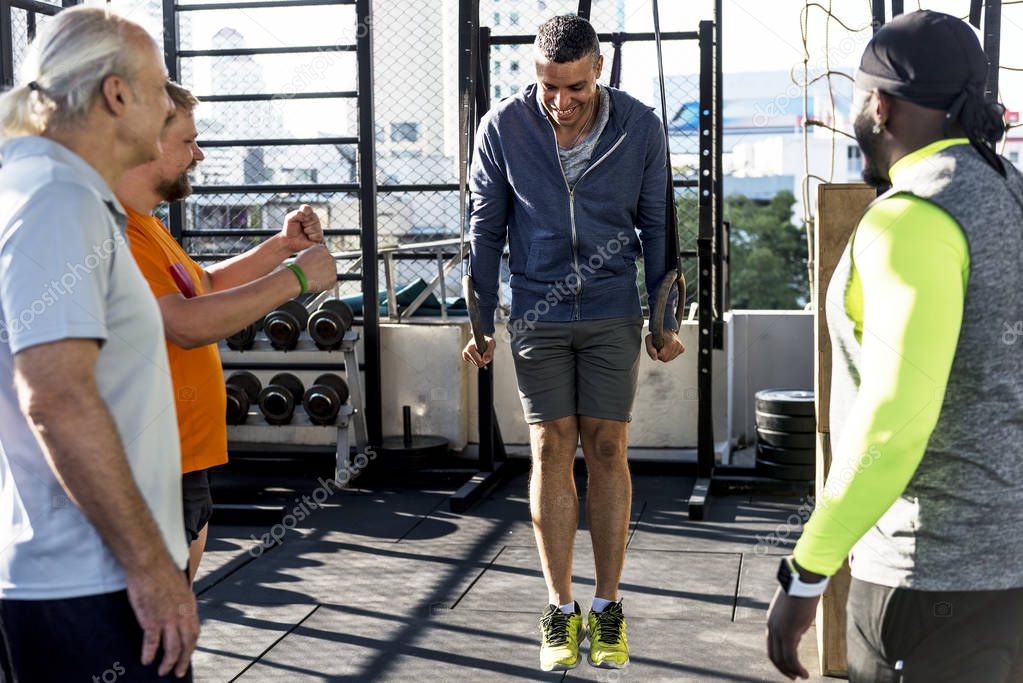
[{"x1": 754, "y1": 389, "x2": 816, "y2": 481}]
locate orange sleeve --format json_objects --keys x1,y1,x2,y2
[{"x1": 126, "y1": 220, "x2": 181, "y2": 299}]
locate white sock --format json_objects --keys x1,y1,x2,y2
[
  {"x1": 558, "y1": 602, "x2": 575, "y2": 615},
  {"x1": 591, "y1": 597, "x2": 614, "y2": 613}
]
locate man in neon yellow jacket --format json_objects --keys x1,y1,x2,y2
[{"x1": 766, "y1": 11, "x2": 1023, "y2": 682}]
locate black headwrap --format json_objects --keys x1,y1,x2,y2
[{"x1": 854, "y1": 10, "x2": 1006, "y2": 170}]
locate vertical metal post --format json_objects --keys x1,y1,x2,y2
[
  {"x1": 26, "y1": 11, "x2": 35, "y2": 42},
  {"x1": 891, "y1": 0, "x2": 903, "y2": 17},
  {"x1": 473, "y1": 9, "x2": 497, "y2": 472},
  {"x1": 0, "y1": 0, "x2": 14, "y2": 89},
  {"x1": 356, "y1": 0, "x2": 382, "y2": 446},
  {"x1": 691, "y1": 20, "x2": 716, "y2": 518},
  {"x1": 162, "y1": 0, "x2": 184, "y2": 242},
  {"x1": 872, "y1": 0, "x2": 886, "y2": 32},
  {"x1": 984, "y1": 0, "x2": 1002, "y2": 103},
  {"x1": 576, "y1": 0, "x2": 591, "y2": 20},
  {"x1": 437, "y1": 250, "x2": 448, "y2": 322},
  {"x1": 477, "y1": 26, "x2": 491, "y2": 114},
  {"x1": 713, "y1": 0, "x2": 724, "y2": 334}
]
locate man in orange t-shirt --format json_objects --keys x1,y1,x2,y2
[{"x1": 116, "y1": 82, "x2": 338, "y2": 581}]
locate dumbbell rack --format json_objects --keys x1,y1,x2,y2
[{"x1": 220, "y1": 330, "x2": 369, "y2": 484}]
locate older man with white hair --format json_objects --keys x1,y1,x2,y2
[{"x1": 0, "y1": 6, "x2": 198, "y2": 681}]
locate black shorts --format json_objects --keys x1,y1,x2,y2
[
  {"x1": 182, "y1": 468, "x2": 213, "y2": 543},
  {"x1": 0, "y1": 589, "x2": 192, "y2": 682},
  {"x1": 847, "y1": 577, "x2": 1023, "y2": 682}
]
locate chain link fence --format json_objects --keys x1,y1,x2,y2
[
  {"x1": 15, "y1": 0, "x2": 704, "y2": 318},
  {"x1": 10, "y1": 3, "x2": 61, "y2": 80}
]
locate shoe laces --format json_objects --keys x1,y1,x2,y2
[
  {"x1": 540, "y1": 607, "x2": 572, "y2": 646},
  {"x1": 593, "y1": 602, "x2": 625, "y2": 645}
]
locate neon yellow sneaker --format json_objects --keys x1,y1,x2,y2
[
  {"x1": 538, "y1": 603, "x2": 583, "y2": 671},
  {"x1": 587, "y1": 600, "x2": 629, "y2": 668}
]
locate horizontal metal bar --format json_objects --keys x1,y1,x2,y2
[
  {"x1": 10, "y1": 0, "x2": 62, "y2": 15},
  {"x1": 190, "y1": 183, "x2": 359, "y2": 194},
  {"x1": 195, "y1": 91, "x2": 357, "y2": 102},
  {"x1": 181, "y1": 229, "x2": 361, "y2": 237},
  {"x1": 385, "y1": 251, "x2": 460, "y2": 261},
  {"x1": 337, "y1": 272, "x2": 362, "y2": 281},
  {"x1": 379, "y1": 237, "x2": 460, "y2": 252},
  {"x1": 378, "y1": 183, "x2": 459, "y2": 193},
  {"x1": 489, "y1": 30, "x2": 698, "y2": 46},
  {"x1": 176, "y1": 0, "x2": 353, "y2": 11},
  {"x1": 199, "y1": 136, "x2": 358, "y2": 147},
  {"x1": 179, "y1": 44, "x2": 355, "y2": 57},
  {"x1": 222, "y1": 361, "x2": 364, "y2": 371},
  {"x1": 377, "y1": 182, "x2": 697, "y2": 194}
]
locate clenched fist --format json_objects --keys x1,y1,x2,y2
[
  {"x1": 294, "y1": 244, "x2": 337, "y2": 293},
  {"x1": 279, "y1": 204, "x2": 323, "y2": 252}
]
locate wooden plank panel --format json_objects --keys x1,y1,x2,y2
[
  {"x1": 813, "y1": 183, "x2": 874, "y2": 677},
  {"x1": 814, "y1": 183, "x2": 875, "y2": 433}
]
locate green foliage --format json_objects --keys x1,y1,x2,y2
[
  {"x1": 724, "y1": 191, "x2": 809, "y2": 309},
  {"x1": 638, "y1": 190, "x2": 809, "y2": 312}
]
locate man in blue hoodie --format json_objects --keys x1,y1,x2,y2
[{"x1": 461, "y1": 15, "x2": 684, "y2": 671}]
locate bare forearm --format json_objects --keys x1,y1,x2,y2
[
  {"x1": 163, "y1": 268, "x2": 302, "y2": 348},
  {"x1": 205, "y1": 235, "x2": 292, "y2": 292},
  {"x1": 25, "y1": 389, "x2": 175, "y2": 575}
]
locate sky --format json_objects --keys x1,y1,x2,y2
[{"x1": 622, "y1": 0, "x2": 1022, "y2": 124}]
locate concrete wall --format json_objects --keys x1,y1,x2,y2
[
  {"x1": 729, "y1": 311, "x2": 815, "y2": 446},
  {"x1": 364, "y1": 310, "x2": 814, "y2": 456}
]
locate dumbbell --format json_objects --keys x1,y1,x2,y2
[
  {"x1": 307, "y1": 299, "x2": 354, "y2": 350},
  {"x1": 225, "y1": 319, "x2": 261, "y2": 351},
  {"x1": 225, "y1": 371, "x2": 262, "y2": 425},
  {"x1": 302, "y1": 374, "x2": 350, "y2": 425},
  {"x1": 264, "y1": 300, "x2": 309, "y2": 351},
  {"x1": 257, "y1": 373, "x2": 305, "y2": 425}
]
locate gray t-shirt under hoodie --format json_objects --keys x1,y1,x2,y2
[{"x1": 555, "y1": 85, "x2": 611, "y2": 188}]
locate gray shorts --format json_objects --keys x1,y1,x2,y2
[{"x1": 508, "y1": 316, "x2": 643, "y2": 424}]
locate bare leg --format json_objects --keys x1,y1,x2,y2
[
  {"x1": 529, "y1": 415, "x2": 580, "y2": 606},
  {"x1": 186, "y1": 523, "x2": 208, "y2": 585},
  {"x1": 578, "y1": 416, "x2": 631, "y2": 602}
]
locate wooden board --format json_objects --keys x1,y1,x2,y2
[
  {"x1": 814, "y1": 183, "x2": 874, "y2": 433},
  {"x1": 813, "y1": 183, "x2": 875, "y2": 677}
]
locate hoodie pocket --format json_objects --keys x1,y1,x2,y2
[{"x1": 526, "y1": 237, "x2": 573, "y2": 284}]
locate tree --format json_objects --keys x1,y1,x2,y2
[
  {"x1": 641, "y1": 190, "x2": 808, "y2": 312},
  {"x1": 725, "y1": 191, "x2": 809, "y2": 309}
]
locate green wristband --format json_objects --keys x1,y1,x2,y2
[{"x1": 285, "y1": 263, "x2": 308, "y2": 294}]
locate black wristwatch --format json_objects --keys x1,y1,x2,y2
[{"x1": 777, "y1": 556, "x2": 829, "y2": 598}]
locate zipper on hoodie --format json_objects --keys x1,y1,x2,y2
[{"x1": 546, "y1": 115, "x2": 627, "y2": 320}]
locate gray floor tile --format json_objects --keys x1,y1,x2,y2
[
  {"x1": 201, "y1": 538, "x2": 503, "y2": 614},
  {"x1": 734, "y1": 554, "x2": 784, "y2": 623},
  {"x1": 455, "y1": 545, "x2": 741, "y2": 621},
  {"x1": 629, "y1": 495, "x2": 801, "y2": 556},
  {"x1": 193, "y1": 599, "x2": 317, "y2": 682},
  {"x1": 563, "y1": 618, "x2": 825, "y2": 682},
  {"x1": 236, "y1": 605, "x2": 554, "y2": 682},
  {"x1": 195, "y1": 525, "x2": 267, "y2": 591}
]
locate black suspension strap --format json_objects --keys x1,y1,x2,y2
[
  {"x1": 649, "y1": 0, "x2": 686, "y2": 350},
  {"x1": 460, "y1": 8, "x2": 486, "y2": 352},
  {"x1": 609, "y1": 32, "x2": 624, "y2": 89}
]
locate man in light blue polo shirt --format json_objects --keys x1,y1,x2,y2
[{"x1": 0, "y1": 7, "x2": 199, "y2": 681}]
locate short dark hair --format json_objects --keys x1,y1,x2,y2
[{"x1": 534, "y1": 15, "x2": 600, "y2": 64}]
